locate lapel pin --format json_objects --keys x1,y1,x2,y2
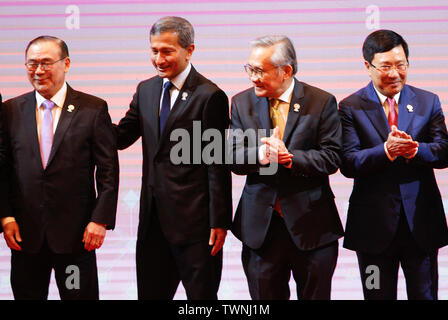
[
  {"x1": 67, "y1": 105, "x2": 75, "y2": 112},
  {"x1": 406, "y1": 104, "x2": 413, "y2": 113},
  {"x1": 293, "y1": 103, "x2": 300, "y2": 112},
  {"x1": 182, "y1": 92, "x2": 188, "y2": 101}
]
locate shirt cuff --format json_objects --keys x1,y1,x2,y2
[
  {"x1": 1, "y1": 217, "x2": 16, "y2": 227},
  {"x1": 384, "y1": 142, "x2": 397, "y2": 162}
]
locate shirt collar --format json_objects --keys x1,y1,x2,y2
[
  {"x1": 163, "y1": 63, "x2": 191, "y2": 90},
  {"x1": 276, "y1": 79, "x2": 295, "y2": 104},
  {"x1": 373, "y1": 85, "x2": 401, "y2": 107},
  {"x1": 35, "y1": 82, "x2": 67, "y2": 109}
]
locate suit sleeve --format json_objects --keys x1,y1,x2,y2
[
  {"x1": 289, "y1": 94, "x2": 342, "y2": 177},
  {"x1": 338, "y1": 100, "x2": 392, "y2": 178},
  {"x1": 91, "y1": 102, "x2": 120, "y2": 229},
  {"x1": 116, "y1": 84, "x2": 142, "y2": 150},
  {"x1": 0, "y1": 97, "x2": 13, "y2": 221},
  {"x1": 411, "y1": 94, "x2": 448, "y2": 168},
  {"x1": 202, "y1": 89, "x2": 232, "y2": 229},
  {"x1": 227, "y1": 98, "x2": 263, "y2": 175}
]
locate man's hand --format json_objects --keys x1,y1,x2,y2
[
  {"x1": 82, "y1": 222, "x2": 107, "y2": 252},
  {"x1": 386, "y1": 125, "x2": 419, "y2": 158},
  {"x1": 209, "y1": 227, "x2": 227, "y2": 256},
  {"x1": 260, "y1": 127, "x2": 293, "y2": 165},
  {"x1": 3, "y1": 221, "x2": 22, "y2": 251}
]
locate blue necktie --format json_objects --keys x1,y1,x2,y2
[
  {"x1": 40, "y1": 99, "x2": 55, "y2": 168},
  {"x1": 160, "y1": 81, "x2": 173, "y2": 135}
]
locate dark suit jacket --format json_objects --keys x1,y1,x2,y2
[
  {"x1": 116, "y1": 66, "x2": 232, "y2": 245},
  {"x1": 229, "y1": 79, "x2": 344, "y2": 251},
  {"x1": 339, "y1": 82, "x2": 448, "y2": 254},
  {"x1": 0, "y1": 85, "x2": 119, "y2": 254}
]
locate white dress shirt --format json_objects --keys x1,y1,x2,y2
[{"x1": 160, "y1": 63, "x2": 191, "y2": 112}]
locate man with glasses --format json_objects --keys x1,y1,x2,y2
[
  {"x1": 339, "y1": 29, "x2": 448, "y2": 299},
  {"x1": 0, "y1": 36, "x2": 119, "y2": 299},
  {"x1": 229, "y1": 35, "x2": 344, "y2": 299}
]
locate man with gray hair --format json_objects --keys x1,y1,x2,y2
[
  {"x1": 229, "y1": 35, "x2": 344, "y2": 299},
  {"x1": 116, "y1": 16, "x2": 232, "y2": 299}
]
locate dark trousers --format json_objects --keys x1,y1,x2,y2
[
  {"x1": 356, "y1": 213, "x2": 438, "y2": 300},
  {"x1": 242, "y1": 213, "x2": 339, "y2": 300},
  {"x1": 11, "y1": 240, "x2": 99, "y2": 300},
  {"x1": 136, "y1": 211, "x2": 223, "y2": 300}
]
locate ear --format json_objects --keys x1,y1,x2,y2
[
  {"x1": 185, "y1": 43, "x2": 195, "y2": 61},
  {"x1": 64, "y1": 57, "x2": 71, "y2": 73},
  {"x1": 364, "y1": 60, "x2": 373, "y2": 77},
  {"x1": 282, "y1": 64, "x2": 293, "y2": 79}
]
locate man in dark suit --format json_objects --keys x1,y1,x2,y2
[
  {"x1": 339, "y1": 29, "x2": 448, "y2": 299},
  {"x1": 229, "y1": 35, "x2": 344, "y2": 300},
  {"x1": 116, "y1": 16, "x2": 232, "y2": 300},
  {"x1": 0, "y1": 36, "x2": 119, "y2": 300}
]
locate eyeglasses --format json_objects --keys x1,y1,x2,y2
[
  {"x1": 25, "y1": 57, "x2": 67, "y2": 71},
  {"x1": 369, "y1": 62, "x2": 409, "y2": 74},
  {"x1": 244, "y1": 64, "x2": 280, "y2": 79}
]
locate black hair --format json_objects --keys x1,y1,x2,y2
[{"x1": 362, "y1": 29, "x2": 409, "y2": 63}]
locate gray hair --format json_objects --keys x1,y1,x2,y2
[
  {"x1": 250, "y1": 35, "x2": 297, "y2": 75},
  {"x1": 150, "y1": 16, "x2": 194, "y2": 48}
]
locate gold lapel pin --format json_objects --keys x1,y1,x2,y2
[
  {"x1": 406, "y1": 104, "x2": 413, "y2": 113},
  {"x1": 293, "y1": 103, "x2": 300, "y2": 112},
  {"x1": 182, "y1": 92, "x2": 188, "y2": 101},
  {"x1": 67, "y1": 105, "x2": 75, "y2": 112}
]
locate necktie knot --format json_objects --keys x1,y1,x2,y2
[
  {"x1": 387, "y1": 98, "x2": 395, "y2": 108},
  {"x1": 164, "y1": 81, "x2": 174, "y2": 91},
  {"x1": 41, "y1": 99, "x2": 55, "y2": 111},
  {"x1": 270, "y1": 98, "x2": 280, "y2": 110}
]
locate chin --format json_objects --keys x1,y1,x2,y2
[{"x1": 254, "y1": 88, "x2": 268, "y2": 97}]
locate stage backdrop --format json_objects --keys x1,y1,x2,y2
[{"x1": 1, "y1": 0, "x2": 447, "y2": 299}]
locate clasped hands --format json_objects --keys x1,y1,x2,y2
[
  {"x1": 260, "y1": 126, "x2": 294, "y2": 166},
  {"x1": 386, "y1": 125, "x2": 419, "y2": 159}
]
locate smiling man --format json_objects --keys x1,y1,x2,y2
[
  {"x1": 339, "y1": 29, "x2": 448, "y2": 299},
  {"x1": 229, "y1": 35, "x2": 344, "y2": 300},
  {"x1": 116, "y1": 16, "x2": 232, "y2": 300},
  {"x1": 0, "y1": 36, "x2": 119, "y2": 300}
]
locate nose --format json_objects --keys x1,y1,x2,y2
[
  {"x1": 388, "y1": 67, "x2": 400, "y2": 78},
  {"x1": 34, "y1": 63, "x2": 46, "y2": 74},
  {"x1": 154, "y1": 53, "x2": 165, "y2": 66},
  {"x1": 249, "y1": 73, "x2": 260, "y2": 83}
]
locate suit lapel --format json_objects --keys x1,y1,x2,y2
[
  {"x1": 148, "y1": 77, "x2": 163, "y2": 145},
  {"x1": 46, "y1": 85, "x2": 79, "y2": 167},
  {"x1": 283, "y1": 79, "x2": 304, "y2": 144},
  {"x1": 397, "y1": 84, "x2": 416, "y2": 133},
  {"x1": 23, "y1": 93, "x2": 43, "y2": 170},
  {"x1": 360, "y1": 82, "x2": 389, "y2": 141}
]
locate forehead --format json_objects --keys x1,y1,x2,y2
[
  {"x1": 26, "y1": 40, "x2": 61, "y2": 59},
  {"x1": 150, "y1": 31, "x2": 181, "y2": 48},
  {"x1": 372, "y1": 45, "x2": 407, "y2": 63},
  {"x1": 249, "y1": 46, "x2": 275, "y2": 67}
]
